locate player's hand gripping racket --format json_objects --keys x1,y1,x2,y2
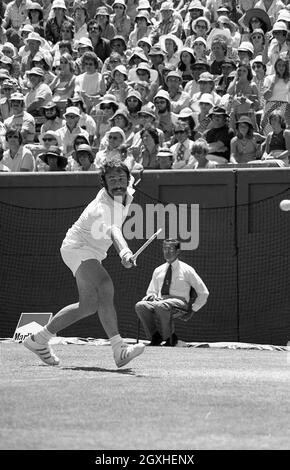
[{"x1": 130, "y1": 228, "x2": 162, "y2": 264}]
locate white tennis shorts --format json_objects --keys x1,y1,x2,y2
[{"x1": 60, "y1": 246, "x2": 103, "y2": 276}]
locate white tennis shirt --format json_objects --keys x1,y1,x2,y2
[{"x1": 62, "y1": 186, "x2": 134, "y2": 261}]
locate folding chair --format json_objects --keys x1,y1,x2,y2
[{"x1": 136, "y1": 287, "x2": 197, "y2": 345}]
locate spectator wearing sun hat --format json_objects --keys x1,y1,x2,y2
[
  {"x1": 191, "y1": 16, "x2": 211, "y2": 41},
  {"x1": 74, "y1": 37, "x2": 103, "y2": 75},
  {"x1": 124, "y1": 89, "x2": 143, "y2": 128},
  {"x1": 165, "y1": 70, "x2": 192, "y2": 114},
  {"x1": 38, "y1": 145, "x2": 68, "y2": 172},
  {"x1": 0, "y1": 78, "x2": 18, "y2": 121},
  {"x1": 107, "y1": 107, "x2": 135, "y2": 148},
  {"x1": 20, "y1": 31, "x2": 44, "y2": 75},
  {"x1": 91, "y1": 94, "x2": 119, "y2": 151},
  {"x1": 27, "y1": 2, "x2": 45, "y2": 38},
  {"x1": 106, "y1": 64, "x2": 130, "y2": 103},
  {"x1": 110, "y1": 35, "x2": 127, "y2": 59},
  {"x1": 230, "y1": 115, "x2": 262, "y2": 164},
  {"x1": 184, "y1": 59, "x2": 210, "y2": 97},
  {"x1": 4, "y1": 92, "x2": 36, "y2": 137},
  {"x1": 150, "y1": 1, "x2": 182, "y2": 43},
  {"x1": 127, "y1": 10, "x2": 153, "y2": 50},
  {"x1": 110, "y1": 0, "x2": 131, "y2": 42},
  {"x1": 95, "y1": 6, "x2": 117, "y2": 41},
  {"x1": 135, "y1": 62, "x2": 159, "y2": 101},
  {"x1": 34, "y1": 129, "x2": 63, "y2": 171},
  {"x1": 156, "y1": 147, "x2": 173, "y2": 169},
  {"x1": 67, "y1": 94, "x2": 97, "y2": 144},
  {"x1": 127, "y1": 49, "x2": 159, "y2": 89},
  {"x1": 40, "y1": 101, "x2": 65, "y2": 134},
  {"x1": 24, "y1": 67, "x2": 53, "y2": 132},
  {"x1": 73, "y1": 144, "x2": 97, "y2": 171},
  {"x1": 94, "y1": 125, "x2": 126, "y2": 168},
  {"x1": 129, "y1": 104, "x2": 164, "y2": 157},
  {"x1": 253, "y1": 1, "x2": 285, "y2": 25},
  {"x1": 195, "y1": 93, "x2": 214, "y2": 134},
  {"x1": 170, "y1": 120, "x2": 197, "y2": 169},
  {"x1": 159, "y1": 33, "x2": 183, "y2": 67},
  {"x1": 153, "y1": 89, "x2": 179, "y2": 142},
  {"x1": 191, "y1": 71, "x2": 221, "y2": 115},
  {"x1": 45, "y1": 0, "x2": 74, "y2": 45},
  {"x1": 203, "y1": 106, "x2": 235, "y2": 164},
  {"x1": 267, "y1": 21, "x2": 289, "y2": 70},
  {"x1": 56, "y1": 105, "x2": 89, "y2": 157},
  {"x1": 251, "y1": 55, "x2": 268, "y2": 110},
  {"x1": 86, "y1": 0, "x2": 113, "y2": 21}
]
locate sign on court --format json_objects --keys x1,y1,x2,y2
[{"x1": 13, "y1": 313, "x2": 52, "y2": 342}]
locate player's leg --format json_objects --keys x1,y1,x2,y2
[
  {"x1": 24, "y1": 259, "x2": 144, "y2": 367},
  {"x1": 79, "y1": 260, "x2": 145, "y2": 367},
  {"x1": 22, "y1": 260, "x2": 101, "y2": 366},
  {"x1": 23, "y1": 260, "x2": 101, "y2": 365},
  {"x1": 135, "y1": 300, "x2": 162, "y2": 345}
]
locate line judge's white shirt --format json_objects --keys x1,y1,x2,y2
[
  {"x1": 146, "y1": 258, "x2": 209, "y2": 311},
  {"x1": 62, "y1": 186, "x2": 134, "y2": 262}
]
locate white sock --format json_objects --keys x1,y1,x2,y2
[
  {"x1": 110, "y1": 334, "x2": 124, "y2": 351},
  {"x1": 33, "y1": 326, "x2": 54, "y2": 344}
]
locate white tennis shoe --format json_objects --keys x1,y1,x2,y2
[
  {"x1": 23, "y1": 335, "x2": 60, "y2": 366},
  {"x1": 114, "y1": 342, "x2": 145, "y2": 368}
]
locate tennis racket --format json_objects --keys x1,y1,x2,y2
[{"x1": 131, "y1": 228, "x2": 162, "y2": 263}]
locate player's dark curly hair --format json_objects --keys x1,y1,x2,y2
[{"x1": 101, "y1": 158, "x2": 130, "y2": 189}]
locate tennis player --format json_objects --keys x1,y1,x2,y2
[{"x1": 23, "y1": 159, "x2": 145, "y2": 368}]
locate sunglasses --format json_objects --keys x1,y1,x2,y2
[
  {"x1": 102, "y1": 105, "x2": 112, "y2": 110},
  {"x1": 175, "y1": 130, "x2": 186, "y2": 134},
  {"x1": 43, "y1": 137, "x2": 55, "y2": 141},
  {"x1": 108, "y1": 135, "x2": 119, "y2": 140},
  {"x1": 252, "y1": 64, "x2": 263, "y2": 69},
  {"x1": 66, "y1": 114, "x2": 78, "y2": 119}
]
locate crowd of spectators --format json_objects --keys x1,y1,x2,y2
[{"x1": 1, "y1": 0, "x2": 290, "y2": 171}]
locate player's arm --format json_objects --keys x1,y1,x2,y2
[{"x1": 109, "y1": 225, "x2": 135, "y2": 269}]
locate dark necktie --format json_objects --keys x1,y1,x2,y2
[
  {"x1": 176, "y1": 143, "x2": 185, "y2": 161},
  {"x1": 161, "y1": 264, "x2": 172, "y2": 296}
]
